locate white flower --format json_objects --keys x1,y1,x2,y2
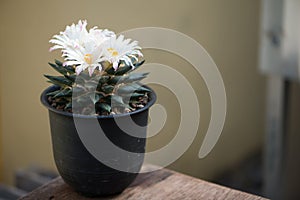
[
  {"x1": 102, "y1": 35, "x2": 143, "y2": 70},
  {"x1": 49, "y1": 20, "x2": 89, "y2": 52},
  {"x1": 62, "y1": 40, "x2": 104, "y2": 76},
  {"x1": 49, "y1": 20, "x2": 142, "y2": 76},
  {"x1": 49, "y1": 20, "x2": 115, "y2": 76}
]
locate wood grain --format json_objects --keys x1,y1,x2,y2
[{"x1": 19, "y1": 164, "x2": 268, "y2": 200}]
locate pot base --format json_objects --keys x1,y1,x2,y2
[{"x1": 60, "y1": 169, "x2": 139, "y2": 197}]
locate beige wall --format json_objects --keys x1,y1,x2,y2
[{"x1": 0, "y1": 0, "x2": 265, "y2": 184}]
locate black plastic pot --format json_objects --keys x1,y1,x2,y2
[{"x1": 41, "y1": 85, "x2": 156, "y2": 197}]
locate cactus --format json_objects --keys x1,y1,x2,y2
[
  {"x1": 45, "y1": 59, "x2": 149, "y2": 115},
  {"x1": 45, "y1": 20, "x2": 150, "y2": 115}
]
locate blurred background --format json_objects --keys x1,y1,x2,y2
[{"x1": 0, "y1": 0, "x2": 299, "y2": 199}]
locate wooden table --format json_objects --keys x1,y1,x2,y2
[{"x1": 19, "y1": 164, "x2": 268, "y2": 200}]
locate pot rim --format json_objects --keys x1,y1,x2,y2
[{"x1": 41, "y1": 85, "x2": 156, "y2": 119}]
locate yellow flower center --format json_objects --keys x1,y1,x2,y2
[
  {"x1": 107, "y1": 48, "x2": 119, "y2": 57},
  {"x1": 84, "y1": 54, "x2": 93, "y2": 64}
]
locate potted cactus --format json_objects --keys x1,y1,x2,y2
[{"x1": 40, "y1": 20, "x2": 156, "y2": 197}]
